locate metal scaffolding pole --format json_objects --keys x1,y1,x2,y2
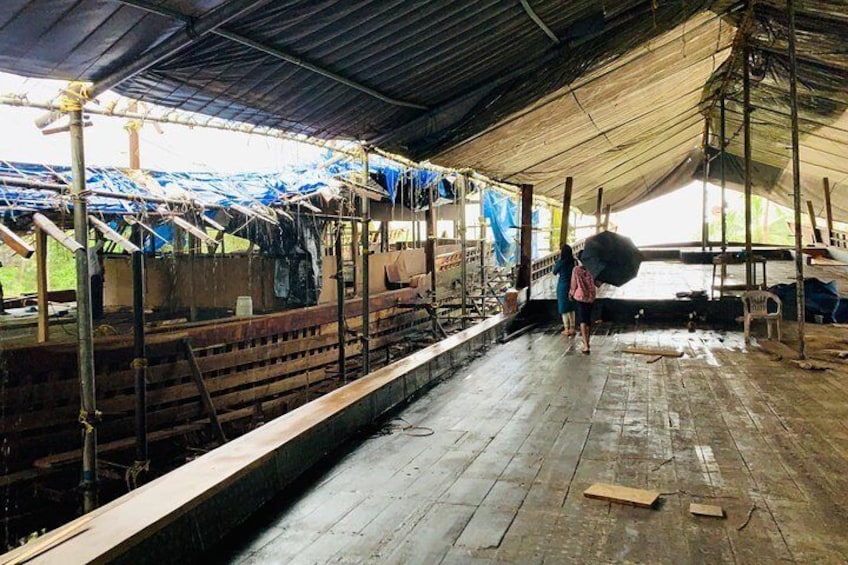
[
  {"x1": 69, "y1": 106, "x2": 99, "y2": 512},
  {"x1": 788, "y1": 0, "x2": 806, "y2": 359},
  {"x1": 360, "y1": 150, "x2": 371, "y2": 374}
]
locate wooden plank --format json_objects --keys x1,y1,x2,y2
[
  {"x1": 183, "y1": 338, "x2": 227, "y2": 444},
  {"x1": 621, "y1": 347, "x2": 684, "y2": 358},
  {"x1": 583, "y1": 482, "x2": 660, "y2": 508},
  {"x1": 807, "y1": 200, "x2": 822, "y2": 243},
  {"x1": 0, "y1": 222, "x2": 35, "y2": 258},
  {"x1": 560, "y1": 176, "x2": 573, "y2": 246},
  {"x1": 824, "y1": 177, "x2": 834, "y2": 245},
  {"x1": 690, "y1": 503, "x2": 725, "y2": 518}
]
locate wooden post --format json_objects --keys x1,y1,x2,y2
[
  {"x1": 720, "y1": 96, "x2": 728, "y2": 253},
  {"x1": 360, "y1": 150, "x2": 371, "y2": 374},
  {"x1": 788, "y1": 0, "x2": 806, "y2": 359},
  {"x1": 807, "y1": 201, "x2": 821, "y2": 243},
  {"x1": 36, "y1": 228, "x2": 49, "y2": 343},
  {"x1": 458, "y1": 176, "x2": 468, "y2": 329},
  {"x1": 518, "y1": 184, "x2": 533, "y2": 292},
  {"x1": 127, "y1": 101, "x2": 141, "y2": 170},
  {"x1": 560, "y1": 177, "x2": 573, "y2": 246},
  {"x1": 603, "y1": 204, "x2": 611, "y2": 232},
  {"x1": 334, "y1": 220, "x2": 346, "y2": 382},
  {"x1": 183, "y1": 338, "x2": 227, "y2": 444},
  {"x1": 742, "y1": 25, "x2": 753, "y2": 289},
  {"x1": 479, "y1": 188, "x2": 487, "y2": 316},
  {"x1": 595, "y1": 187, "x2": 603, "y2": 235},
  {"x1": 824, "y1": 177, "x2": 833, "y2": 245},
  {"x1": 132, "y1": 225, "x2": 147, "y2": 464},
  {"x1": 701, "y1": 119, "x2": 710, "y2": 251},
  {"x1": 425, "y1": 184, "x2": 437, "y2": 297},
  {"x1": 380, "y1": 221, "x2": 389, "y2": 252}
]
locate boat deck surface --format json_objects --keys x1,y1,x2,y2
[{"x1": 215, "y1": 325, "x2": 848, "y2": 564}]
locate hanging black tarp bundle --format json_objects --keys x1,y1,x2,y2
[{"x1": 238, "y1": 213, "x2": 325, "y2": 307}]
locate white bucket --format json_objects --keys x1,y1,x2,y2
[{"x1": 235, "y1": 296, "x2": 253, "y2": 317}]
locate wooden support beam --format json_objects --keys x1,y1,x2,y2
[
  {"x1": 32, "y1": 213, "x2": 83, "y2": 253},
  {"x1": 560, "y1": 177, "x2": 573, "y2": 246},
  {"x1": 334, "y1": 221, "x2": 346, "y2": 383},
  {"x1": 0, "y1": 223, "x2": 35, "y2": 258},
  {"x1": 807, "y1": 200, "x2": 822, "y2": 243},
  {"x1": 701, "y1": 118, "x2": 710, "y2": 251},
  {"x1": 518, "y1": 184, "x2": 533, "y2": 291},
  {"x1": 788, "y1": 0, "x2": 806, "y2": 360},
  {"x1": 603, "y1": 204, "x2": 611, "y2": 232},
  {"x1": 595, "y1": 187, "x2": 603, "y2": 234},
  {"x1": 458, "y1": 176, "x2": 468, "y2": 329},
  {"x1": 36, "y1": 228, "x2": 49, "y2": 343},
  {"x1": 182, "y1": 338, "x2": 227, "y2": 444},
  {"x1": 425, "y1": 184, "x2": 437, "y2": 296},
  {"x1": 742, "y1": 24, "x2": 753, "y2": 289},
  {"x1": 824, "y1": 177, "x2": 833, "y2": 245},
  {"x1": 172, "y1": 216, "x2": 218, "y2": 249},
  {"x1": 88, "y1": 215, "x2": 140, "y2": 253}
]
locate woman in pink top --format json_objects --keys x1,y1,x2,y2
[{"x1": 569, "y1": 260, "x2": 596, "y2": 354}]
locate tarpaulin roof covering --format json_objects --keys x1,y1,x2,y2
[
  {"x1": 1, "y1": 1, "x2": 847, "y2": 218},
  {"x1": 0, "y1": 160, "x2": 345, "y2": 214}
]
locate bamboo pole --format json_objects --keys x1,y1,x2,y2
[
  {"x1": 35, "y1": 228, "x2": 48, "y2": 343},
  {"x1": 69, "y1": 105, "x2": 99, "y2": 513},
  {"x1": 788, "y1": 0, "x2": 805, "y2": 358}
]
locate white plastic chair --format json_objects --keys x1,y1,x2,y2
[{"x1": 741, "y1": 291, "x2": 782, "y2": 344}]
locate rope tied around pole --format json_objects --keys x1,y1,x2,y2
[
  {"x1": 59, "y1": 82, "x2": 91, "y2": 113},
  {"x1": 78, "y1": 408, "x2": 103, "y2": 433},
  {"x1": 131, "y1": 357, "x2": 149, "y2": 370}
]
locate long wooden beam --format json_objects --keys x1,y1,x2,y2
[
  {"x1": 32, "y1": 213, "x2": 82, "y2": 253},
  {"x1": 824, "y1": 177, "x2": 833, "y2": 245},
  {"x1": 0, "y1": 223, "x2": 35, "y2": 258},
  {"x1": 36, "y1": 228, "x2": 48, "y2": 343},
  {"x1": 89, "y1": 215, "x2": 140, "y2": 253},
  {"x1": 559, "y1": 177, "x2": 573, "y2": 246}
]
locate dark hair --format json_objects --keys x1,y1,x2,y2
[{"x1": 560, "y1": 243, "x2": 575, "y2": 268}]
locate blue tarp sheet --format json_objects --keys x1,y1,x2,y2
[{"x1": 482, "y1": 189, "x2": 539, "y2": 266}]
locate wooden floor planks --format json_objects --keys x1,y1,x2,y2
[{"x1": 216, "y1": 325, "x2": 848, "y2": 564}]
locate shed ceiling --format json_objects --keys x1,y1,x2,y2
[{"x1": 0, "y1": 1, "x2": 846, "y2": 218}]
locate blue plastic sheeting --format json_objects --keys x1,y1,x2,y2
[
  {"x1": 0, "y1": 161, "x2": 347, "y2": 215},
  {"x1": 769, "y1": 278, "x2": 843, "y2": 323},
  {"x1": 324, "y1": 153, "x2": 443, "y2": 204},
  {"x1": 482, "y1": 189, "x2": 539, "y2": 266}
]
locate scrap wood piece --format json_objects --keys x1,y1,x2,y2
[
  {"x1": 583, "y1": 482, "x2": 660, "y2": 508},
  {"x1": 646, "y1": 354, "x2": 664, "y2": 364},
  {"x1": 790, "y1": 359, "x2": 828, "y2": 371},
  {"x1": 0, "y1": 515, "x2": 92, "y2": 565},
  {"x1": 621, "y1": 347, "x2": 684, "y2": 358},
  {"x1": 689, "y1": 502, "x2": 725, "y2": 518}
]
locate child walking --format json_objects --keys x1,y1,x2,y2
[{"x1": 569, "y1": 258, "x2": 596, "y2": 354}]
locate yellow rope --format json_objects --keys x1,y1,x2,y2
[{"x1": 58, "y1": 81, "x2": 91, "y2": 113}]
